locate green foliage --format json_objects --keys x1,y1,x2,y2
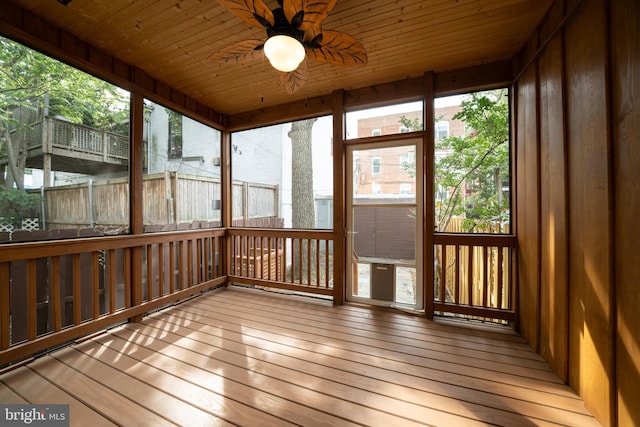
[
  {"x1": 0, "y1": 35, "x2": 129, "y2": 190},
  {"x1": 399, "y1": 89, "x2": 510, "y2": 232},
  {"x1": 399, "y1": 115, "x2": 423, "y2": 132},
  {"x1": 436, "y1": 89, "x2": 509, "y2": 232},
  {"x1": 0, "y1": 36, "x2": 129, "y2": 130},
  {"x1": 0, "y1": 188, "x2": 41, "y2": 225}
]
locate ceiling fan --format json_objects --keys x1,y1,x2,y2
[{"x1": 209, "y1": 0, "x2": 367, "y2": 94}]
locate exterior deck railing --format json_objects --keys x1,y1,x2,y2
[
  {"x1": 0, "y1": 229, "x2": 225, "y2": 367},
  {"x1": 433, "y1": 233, "x2": 517, "y2": 321},
  {"x1": 45, "y1": 117, "x2": 129, "y2": 160},
  {"x1": 228, "y1": 228, "x2": 334, "y2": 297}
]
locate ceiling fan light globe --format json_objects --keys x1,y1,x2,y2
[{"x1": 264, "y1": 35, "x2": 305, "y2": 72}]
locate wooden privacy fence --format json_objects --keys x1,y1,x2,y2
[
  {"x1": 32, "y1": 173, "x2": 278, "y2": 231},
  {"x1": 228, "y1": 228, "x2": 333, "y2": 296},
  {"x1": 433, "y1": 233, "x2": 516, "y2": 321},
  {"x1": 0, "y1": 229, "x2": 225, "y2": 367}
]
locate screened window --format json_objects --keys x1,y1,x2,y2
[
  {"x1": 231, "y1": 116, "x2": 333, "y2": 229},
  {"x1": 0, "y1": 36, "x2": 130, "y2": 242},
  {"x1": 142, "y1": 99, "x2": 221, "y2": 232},
  {"x1": 345, "y1": 101, "x2": 424, "y2": 139},
  {"x1": 434, "y1": 90, "x2": 510, "y2": 233}
]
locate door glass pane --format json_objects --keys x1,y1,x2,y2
[
  {"x1": 352, "y1": 206, "x2": 416, "y2": 263},
  {"x1": 352, "y1": 146, "x2": 416, "y2": 203},
  {"x1": 349, "y1": 142, "x2": 419, "y2": 307},
  {"x1": 395, "y1": 266, "x2": 416, "y2": 305}
]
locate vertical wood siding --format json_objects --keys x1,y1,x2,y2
[{"x1": 513, "y1": 0, "x2": 639, "y2": 425}]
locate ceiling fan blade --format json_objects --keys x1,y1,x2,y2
[
  {"x1": 209, "y1": 39, "x2": 264, "y2": 64},
  {"x1": 283, "y1": 0, "x2": 337, "y2": 31},
  {"x1": 218, "y1": 0, "x2": 275, "y2": 29},
  {"x1": 279, "y1": 60, "x2": 308, "y2": 94},
  {"x1": 306, "y1": 29, "x2": 367, "y2": 66}
]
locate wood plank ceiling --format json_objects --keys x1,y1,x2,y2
[{"x1": 6, "y1": 0, "x2": 553, "y2": 115}]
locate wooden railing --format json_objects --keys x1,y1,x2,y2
[
  {"x1": 46, "y1": 117, "x2": 129, "y2": 160},
  {"x1": 0, "y1": 226, "x2": 516, "y2": 367},
  {"x1": 433, "y1": 233, "x2": 516, "y2": 321},
  {"x1": 0, "y1": 229, "x2": 225, "y2": 367},
  {"x1": 228, "y1": 228, "x2": 333, "y2": 296}
]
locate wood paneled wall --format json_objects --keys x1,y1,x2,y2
[
  {"x1": 611, "y1": 0, "x2": 640, "y2": 425},
  {"x1": 513, "y1": 0, "x2": 639, "y2": 425}
]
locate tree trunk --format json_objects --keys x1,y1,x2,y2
[
  {"x1": 288, "y1": 118, "x2": 317, "y2": 282},
  {"x1": 289, "y1": 118, "x2": 317, "y2": 229}
]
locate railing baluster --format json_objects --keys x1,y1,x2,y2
[
  {"x1": 92, "y1": 252, "x2": 100, "y2": 318},
  {"x1": 146, "y1": 245, "x2": 153, "y2": 301},
  {"x1": 169, "y1": 241, "x2": 176, "y2": 293},
  {"x1": 265, "y1": 237, "x2": 270, "y2": 280},
  {"x1": 72, "y1": 254, "x2": 81, "y2": 325},
  {"x1": 51, "y1": 257, "x2": 62, "y2": 331},
  {"x1": 27, "y1": 260, "x2": 38, "y2": 340},
  {"x1": 124, "y1": 248, "x2": 131, "y2": 308},
  {"x1": 158, "y1": 243, "x2": 165, "y2": 297},
  {"x1": 239, "y1": 236, "x2": 245, "y2": 276},
  {"x1": 108, "y1": 249, "x2": 116, "y2": 313},
  {"x1": 187, "y1": 239, "x2": 194, "y2": 287},
  {"x1": 440, "y1": 245, "x2": 447, "y2": 303},
  {"x1": 454, "y1": 245, "x2": 460, "y2": 304},
  {"x1": 178, "y1": 240, "x2": 186, "y2": 290},
  {"x1": 467, "y1": 246, "x2": 473, "y2": 306},
  {"x1": 482, "y1": 246, "x2": 488, "y2": 309},
  {"x1": 252, "y1": 236, "x2": 258, "y2": 279},
  {"x1": 316, "y1": 239, "x2": 320, "y2": 287},
  {"x1": 497, "y1": 246, "x2": 504, "y2": 309},
  {"x1": 307, "y1": 238, "x2": 311, "y2": 286},
  {"x1": 298, "y1": 239, "x2": 303, "y2": 285},
  {"x1": 325, "y1": 240, "x2": 329, "y2": 288},
  {"x1": 0, "y1": 263, "x2": 9, "y2": 349}
]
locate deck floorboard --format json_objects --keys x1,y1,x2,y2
[{"x1": 0, "y1": 287, "x2": 601, "y2": 426}]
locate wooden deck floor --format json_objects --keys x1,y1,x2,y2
[{"x1": 0, "y1": 286, "x2": 600, "y2": 426}]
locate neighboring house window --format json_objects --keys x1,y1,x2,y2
[
  {"x1": 372, "y1": 157, "x2": 381, "y2": 175},
  {"x1": 435, "y1": 121, "x2": 449, "y2": 140},
  {"x1": 168, "y1": 110, "x2": 183, "y2": 159},
  {"x1": 400, "y1": 183, "x2": 412, "y2": 194},
  {"x1": 399, "y1": 152, "x2": 415, "y2": 169},
  {"x1": 371, "y1": 128, "x2": 382, "y2": 136}
]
